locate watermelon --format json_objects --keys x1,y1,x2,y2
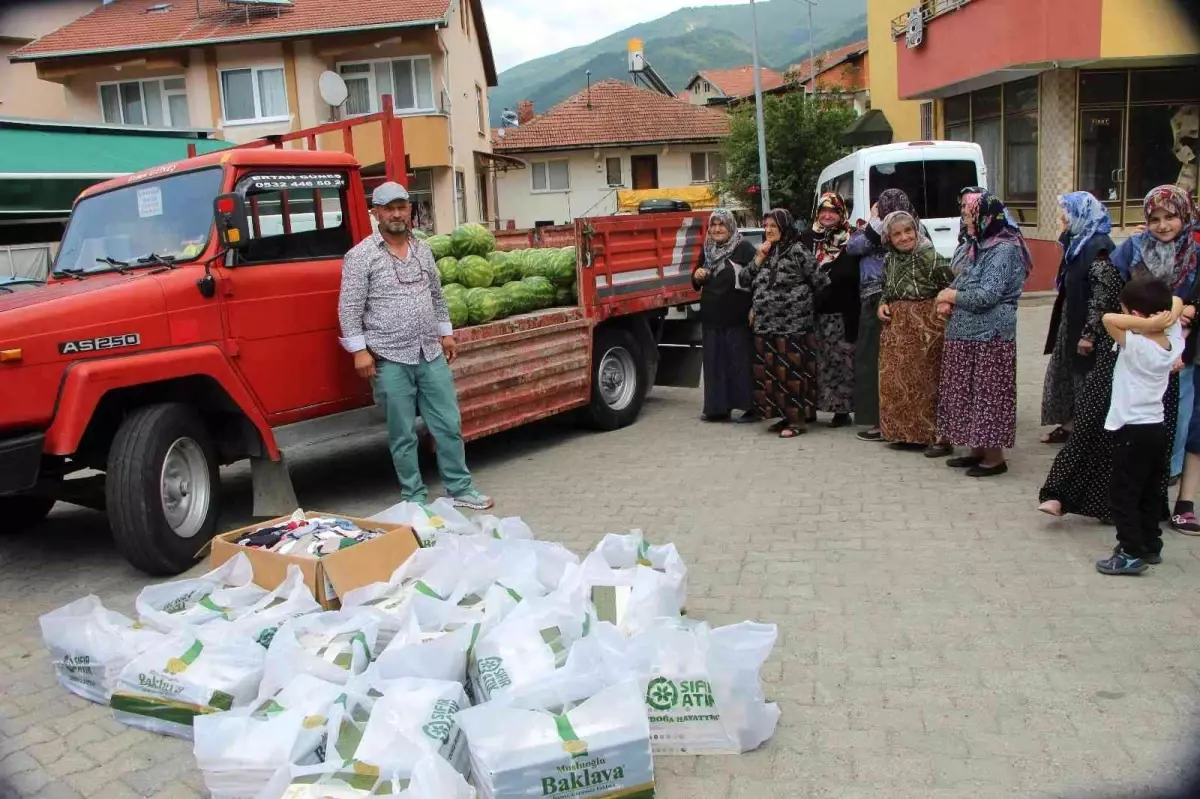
[
  {"x1": 412, "y1": 229, "x2": 429, "y2": 240},
  {"x1": 466, "y1": 288, "x2": 505, "y2": 325},
  {"x1": 521, "y1": 276, "x2": 555, "y2": 310},
  {"x1": 554, "y1": 287, "x2": 574, "y2": 306},
  {"x1": 500, "y1": 281, "x2": 533, "y2": 314},
  {"x1": 442, "y1": 283, "x2": 466, "y2": 301},
  {"x1": 547, "y1": 248, "x2": 577, "y2": 287},
  {"x1": 436, "y1": 256, "x2": 461, "y2": 286},
  {"x1": 446, "y1": 295, "x2": 468, "y2": 328},
  {"x1": 451, "y1": 223, "x2": 496, "y2": 258},
  {"x1": 458, "y1": 255, "x2": 494, "y2": 289},
  {"x1": 427, "y1": 235, "x2": 453, "y2": 260},
  {"x1": 487, "y1": 251, "x2": 520, "y2": 285}
]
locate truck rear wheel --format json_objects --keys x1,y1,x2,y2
[
  {"x1": 107, "y1": 403, "x2": 221, "y2": 576},
  {"x1": 0, "y1": 495, "x2": 55, "y2": 533},
  {"x1": 584, "y1": 326, "x2": 648, "y2": 431}
]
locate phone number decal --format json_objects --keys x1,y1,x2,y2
[{"x1": 250, "y1": 174, "x2": 346, "y2": 190}]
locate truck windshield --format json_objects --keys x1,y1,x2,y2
[{"x1": 54, "y1": 167, "x2": 223, "y2": 274}]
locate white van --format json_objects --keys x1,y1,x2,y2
[{"x1": 815, "y1": 141, "x2": 987, "y2": 258}]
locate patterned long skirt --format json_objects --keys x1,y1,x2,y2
[
  {"x1": 936, "y1": 338, "x2": 1018, "y2": 450},
  {"x1": 816, "y1": 313, "x2": 855, "y2": 415},
  {"x1": 879, "y1": 299, "x2": 946, "y2": 446},
  {"x1": 1041, "y1": 307, "x2": 1088, "y2": 426},
  {"x1": 1039, "y1": 347, "x2": 1178, "y2": 520},
  {"x1": 702, "y1": 325, "x2": 755, "y2": 416},
  {"x1": 753, "y1": 333, "x2": 818, "y2": 426}
]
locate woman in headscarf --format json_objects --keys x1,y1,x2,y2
[
  {"x1": 876, "y1": 209, "x2": 955, "y2": 455},
  {"x1": 934, "y1": 191, "x2": 1028, "y2": 477},
  {"x1": 746, "y1": 208, "x2": 829, "y2": 438},
  {"x1": 1039, "y1": 185, "x2": 1193, "y2": 520},
  {"x1": 692, "y1": 208, "x2": 760, "y2": 423},
  {"x1": 847, "y1": 189, "x2": 921, "y2": 442},
  {"x1": 1039, "y1": 192, "x2": 1115, "y2": 443},
  {"x1": 802, "y1": 192, "x2": 860, "y2": 427}
]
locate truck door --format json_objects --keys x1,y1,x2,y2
[{"x1": 216, "y1": 170, "x2": 368, "y2": 422}]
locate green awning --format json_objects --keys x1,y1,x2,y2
[
  {"x1": 839, "y1": 109, "x2": 893, "y2": 148},
  {"x1": 0, "y1": 123, "x2": 230, "y2": 216}
]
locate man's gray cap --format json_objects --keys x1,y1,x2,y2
[{"x1": 371, "y1": 181, "x2": 410, "y2": 206}]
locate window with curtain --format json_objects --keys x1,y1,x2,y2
[
  {"x1": 690, "y1": 152, "x2": 723, "y2": 183},
  {"x1": 220, "y1": 66, "x2": 288, "y2": 123},
  {"x1": 455, "y1": 171, "x2": 468, "y2": 224},
  {"x1": 531, "y1": 160, "x2": 569, "y2": 191},
  {"x1": 606, "y1": 157, "x2": 623, "y2": 187},
  {"x1": 941, "y1": 77, "x2": 1039, "y2": 223},
  {"x1": 99, "y1": 77, "x2": 189, "y2": 127},
  {"x1": 337, "y1": 57, "x2": 437, "y2": 115}
]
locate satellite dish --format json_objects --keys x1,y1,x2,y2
[{"x1": 318, "y1": 71, "x2": 349, "y2": 107}]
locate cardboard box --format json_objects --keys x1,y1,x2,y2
[{"x1": 207, "y1": 512, "x2": 420, "y2": 609}]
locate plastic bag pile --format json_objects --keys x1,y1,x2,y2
[{"x1": 39, "y1": 501, "x2": 780, "y2": 799}]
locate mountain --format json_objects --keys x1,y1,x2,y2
[{"x1": 488, "y1": 0, "x2": 867, "y2": 126}]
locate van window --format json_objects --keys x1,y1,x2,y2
[
  {"x1": 819, "y1": 171, "x2": 853, "y2": 204},
  {"x1": 868, "y1": 160, "x2": 979, "y2": 219}
]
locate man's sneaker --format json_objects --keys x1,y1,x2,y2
[
  {"x1": 1171, "y1": 512, "x2": 1200, "y2": 535},
  {"x1": 1095, "y1": 549, "x2": 1148, "y2": 576},
  {"x1": 450, "y1": 489, "x2": 494, "y2": 511},
  {"x1": 1143, "y1": 552, "x2": 1163, "y2": 565}
]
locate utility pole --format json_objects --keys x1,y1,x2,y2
[
  {"x1": 808, "y1": 0, "x2": 816, "y2": 94},
  {"x1": 749, "y1": 0, "x2": 770, "y2": 215}
]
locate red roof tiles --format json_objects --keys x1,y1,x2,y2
[
  {"x1": 694, "y1": 66, "x2": 785, "y2": 98},
  {"x1": 492, "y1": 80, "x2": 729, "y2": 153},
  {"x1": 15, "y1": 0, "x2": 449, "y2": 60},
  {"x1": 786, "y1": 39, "x2": 868, "y2": 85}
]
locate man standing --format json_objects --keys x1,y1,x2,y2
[{"x1": 338, "y1": 182, "x2": 493, "y2": 510}]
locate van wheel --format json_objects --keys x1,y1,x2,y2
[
  {"x1": 0, "y1": 495, "x2": 56, "y2": 533},
  {"x1": 107, "y1": 403, "x2": 221, "y2": 576},
  {"x1": 584, "y1": 326, "x2": 648, "y2": 431}
]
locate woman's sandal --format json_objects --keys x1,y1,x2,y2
[
  {"x1": 1040, "y1": 426, "x2": 1071, "y2": 444},
  {"x1": 767, "y1": 420, "x2": 787, "y2": 434},
  {"x1": 779, "y1": 426, "x2": 806, "y2": 439}
]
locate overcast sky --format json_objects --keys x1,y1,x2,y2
[{"x1": 485, "y1": 0, "x2": 739, "y2": 72}]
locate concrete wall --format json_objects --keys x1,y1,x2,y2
[
  {"x1": 438, "y1": 0, "x2": 493, "y2": 227},
  {"x1": 494, "y1": 144, "x2": 722, "y2": 228},
  {"x1": 0, "y1": 0, "x2": 100, "y2": 119},
  {"x1": 865, "y1": 0, "x2": 922, "y2": 142}
]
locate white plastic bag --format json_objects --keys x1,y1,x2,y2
[
  {"x1": 454, "y1": 679, "x2": 653, "y2": 799},
  {"x1": 254, "y1": 755, "x2": 474, "y2": 799},
  {"x1": 259, "y1": 611, "x2": 379, "y2": 699},
  {"x1": 372, "y1": 610, "x2": 479, "y2": 685},
  {"x1": 110, "y1": 625, "x2": 266, "y2": 740},
  {"x1": 369, "y1": 500, "x2": 476, "y2": 546},
  {"x1": 39, "y1": 596, "x2": 165, "y2": 704},
  {"x1": 341, "y1": 546, "x2": 467, "y2": 651},
  {"x1": 194, "y1": 674, "x2": 345, "y2": 799},
  {"x1": 467, "y1": 587, "x2": 591, "y2": 703},
  {"x1": 623, "y1": 618, "x2": 780, "y2": 754},
  {"x1": 593, "y1": 529, "x2": 687, "y2": 610},
  {"x1": 136, "y1": 553, "x2": 268, "y2": 632},
  {"x1": 354, "y1": 678, "x2": 471, "y2": 776},
  {"x1": 473, "y1": 515, "x2": 534, "y2": 541},
  {"x1": 562, "y1": 530, "x2": 687, "y2": 636},
  {"x1": 217, "y1": 565, "x2": 322, "y2": 649}
]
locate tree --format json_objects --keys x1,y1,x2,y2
[{"x1": 718, "y1": 92, "x2": 857, "y2": 221}]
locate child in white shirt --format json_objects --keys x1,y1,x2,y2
[{"x1": 1097, "y1": 277, "x2": 1185, "y2": 576}]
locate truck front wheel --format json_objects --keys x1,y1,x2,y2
[
  {"x1": 584, "y1": 326, "x2": 648, "y2": 431},
  {"x1": 107, "y1": 403, "x2": 221, "y2": 576},
  {"x1": 0, "y1": 495, "x2": 55, "y2": 533}
]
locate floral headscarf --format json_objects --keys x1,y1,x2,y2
[
  {"x1": 877, "y1": 189, "x2": 918, "y2": 228},
  {"x1": 810, "y1": 192, "x2": 852, "y2": 266},
  {"x1": 1131, "y1": 184, "x2": 1197, "y2": 290},
  {"x1": 881, "y1": 210, "x2": 931, "y2": 252},
  {"x1": 763, "y1": 207, "x2": 800, "y2": 286},
  {"x1": 1059, "y1": 191, "x2": 1112, "y2": 262},
  {"x1": 882, "y1": 209, "x2": 941, "y2": 286},
  {"x1": 703, "y1": 208, "x2": 744, "y2": 273},
  {"x1": 960, "y1": 191, "x2": 1033, "y2": 274}
]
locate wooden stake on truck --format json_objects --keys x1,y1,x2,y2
[{"x1": 0, "y1": 95, "x2": 706, "y2": 576}]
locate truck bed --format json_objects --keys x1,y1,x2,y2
[{"x1": 451, "y1": 306, "x2": 591, "y2": 441}]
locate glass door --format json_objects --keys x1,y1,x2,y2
[{"x1": 1078, "y1": 108, "x2": 1127, "y2": 226}]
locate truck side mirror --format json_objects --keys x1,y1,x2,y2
[{"x1": 213, "y1": 193, "x2": 249, "y2": 252}]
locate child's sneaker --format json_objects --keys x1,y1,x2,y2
[
  {"x1": 1095, "y1": 548, "x2": 1148, "y2": 575},
  {"x1": 1170, "y1": 512, "x2": 1200, "y2": 535},
  {"x1": 449, "y1": 488, "x2": 493, "y2": 511}
]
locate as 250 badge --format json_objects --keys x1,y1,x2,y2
[{"x1": 58, "y1": 333, "x2": 141, "y2": 355}]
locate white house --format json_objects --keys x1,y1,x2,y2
[{"x1": 491, "y1": 80, "x2": 730, "y2": 228}]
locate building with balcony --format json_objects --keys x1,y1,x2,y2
[
  {"x1": 868, "y1": 0, "x2": 1199, "y2": 290},
  {"x1": 7, "y1": 0, "x2": 500, "y2": 235},
  {"x1": 490, "y1": 80, "x2": 730, "y2": 229}
]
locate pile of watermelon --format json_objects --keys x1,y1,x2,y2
[{"x1": 429, "y1": 223, "x2": 579, "y2": 328}]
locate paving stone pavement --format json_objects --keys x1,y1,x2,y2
[{"x1": 3, "y1": 304, "x2": 1200, "y2": 799}]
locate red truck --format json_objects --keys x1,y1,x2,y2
[{"x1": 0, "y1": 103, "x2": 706, "y2": 575}]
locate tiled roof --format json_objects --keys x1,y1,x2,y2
[
  {"x1": 10, "y1": 0, "x2": 497, "y2": 83},
  {"x1": 492, "y1": 80, "x2": 729, "y2": 153},
  {"x1": 694, "y1": 66, "x2": 785, "y2": 98},
  {"x1": 786, "y1": 39, "x2": 868, "y2": 85}
]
